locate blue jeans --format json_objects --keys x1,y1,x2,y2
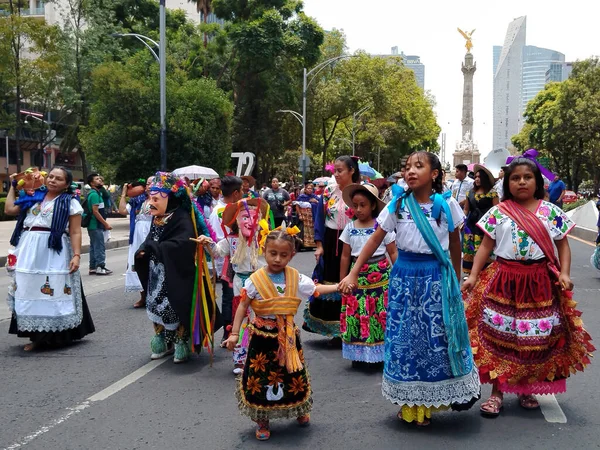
[{"x1": 88, "y1": 228, "x2": 106, "y2": 269}]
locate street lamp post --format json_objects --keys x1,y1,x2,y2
[
  {"x1": 351, "y1": 105, "x2": 371, "y2": 156},
  {"x1": 112, "y1": 25, "x2": 167, "y2": 171}
]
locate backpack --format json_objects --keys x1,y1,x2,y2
[{"x1": 81, "y1": 193, "x2": 92, "y2": 228}]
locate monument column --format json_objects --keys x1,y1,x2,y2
[{"x1": 461, "y1": 52, "x2": 476, "y2": 140}]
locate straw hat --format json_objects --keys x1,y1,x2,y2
[
  {"x1": 473, "y1": 164, "x2": 496, "y2": 187},
  {"x1": 241, "y1": 175, "x2": 256, "y2": 188},
  {"x1": 222, "y1": 197, "x2": 269, "y2": 228},
  {"x1": 342, "y1": 183, "x2": 386, "y2": 214}
]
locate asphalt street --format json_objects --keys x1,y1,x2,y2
[{"x1": 1, "y1": 239, "x2": 599, "y2": 450}]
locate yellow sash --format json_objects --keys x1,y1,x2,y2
[{"x1": 250, "y1": 267, "x2": 303, "y2": 373}]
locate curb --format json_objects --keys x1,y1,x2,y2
[
  {"x1": 571, "y1": 226, "x2": 597, "y2": 243},
  {"x1": 0, "y1": 237, "x2": 130, "y2": 267}
]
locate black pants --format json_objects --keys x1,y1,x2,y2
[{"x1": 220, "y1": 279, "x2": 234, "y2": 326}]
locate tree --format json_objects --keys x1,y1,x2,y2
[{"x1": 80, "y1": 54, "x2": 233, "y2": 182}]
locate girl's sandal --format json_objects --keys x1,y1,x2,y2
[
  {"x1": 255, "y1": 421, "x2": 270, "y2": 441},
  {"x1": 480, "y1": 395, "x2": 503, "y2": 417},
  {"x1": 519, "y1": 395, "x2": 540, "y2": 410},
  {"x1": 396, "y1": 411, "x2": 430, "y2": 426},
  {"x1": 23, "y1": 342, "x2": 39, "y2": 352},
  {"x1": 297, "y1": 414, "x2": 310, "y2": 427}
]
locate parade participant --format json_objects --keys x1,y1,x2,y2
[
  {"x1": 136, "y1": 172, "x2": 219, "y2": 363},
  {"x1": 462, "y1": 166, "x2": 499, "y2": 275},
  {"x1": 224, "y1": 228, "x2": 340, "y2": 441},
  {"x1": 118, "y1": 177, "x2": 154, "y2": 308},
  {"x1": 295, "y1": 182, "x2": 319, "y2": 248},
  {"x1": 209, "y1": 176, "x2": 243, "y2": 344},
  {"x1": 262, "y1": 178, "x2": 291, "y2": 228},
  {"x1": 492, "y1": 165, "x2": 508, "y2": 199},
  {"x1": 340, "y1": 152, "x2": 480, "y2": 426},
  {"x1": 196, "y1": 197, "x2": 269, "y2": 374},
  {"x1": 241, "y1": 175, "x2": 259, "y2": 199},
  {"x1": 303, "y1": 155, "x2": 359, "y2": 341},
  {"x1": 6, "y1": 167, "x2": 95, "y2": 351},
  {"x1": 451, "y1": 164, "x2": 474, "y2": 208},
  {"x1": 462, "y1": 158, "x2": 594, "y2": 417},
  {"x1": 339, "y1": 183, "x2": 397, "y2": 365}
]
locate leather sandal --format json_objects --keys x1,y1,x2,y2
[
  {"x1": 519, "y1": 395, "x2": 540, "y2": 410},
  {"x1": 255, "y1": 421, "x2": 270, "y2": 440},
  {"x1": 480, "y1": 395, "x2": 503, "y2": 417}
]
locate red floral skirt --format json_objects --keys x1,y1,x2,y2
[{"x1": 466, "y1": 258, "x2": 594, "y2": 395}]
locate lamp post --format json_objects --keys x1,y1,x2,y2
[
  {"x1": 351, "y1": 105, "x2": 371, "y2": 156},
  {"x1": 112, "y1": 25, "x2": 167, "y2": 171}
]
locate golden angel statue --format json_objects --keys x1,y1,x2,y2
[{"x1": 457, "y1": 28, "x2": 475, "y2": 53}]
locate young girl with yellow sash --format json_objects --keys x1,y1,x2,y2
[{"x1": 223, "y1": 228, "x2": 339, "y2": 441}]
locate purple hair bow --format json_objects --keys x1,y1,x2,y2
[{"x1": 506, "y1": 148, "x2": 556, "y2": 181}]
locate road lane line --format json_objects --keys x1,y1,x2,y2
[
  {"x1": 569, "y1": 235, "x2": 595, "y2": 247},
  {"x1": 3, "y1": 358, "x2": 169, "y2": 450},
  {"x1": 88, "y1": 358, "x2": 169, "y2": 402},
  {"x1": 538, "y1": 394, "x2": 567, "y2": 423}
]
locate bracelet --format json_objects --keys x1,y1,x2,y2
[
  {"x1": 73, "y1": 254, "x2": 81, "y2": 257},
  {"x1": 230, "y1": 332, "x2": 239, "y2": 336}
]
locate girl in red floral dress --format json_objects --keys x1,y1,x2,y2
[{"x1": 339, "y1": 183, "x2": 397, "y2": 365}]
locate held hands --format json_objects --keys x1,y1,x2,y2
[
  {"x1": 190, "y1": 236, "x2": 215, "y2": 247},
  {"x1": 461, "y1": 275, "x2": 476, "y2": 293},
  {"x1": 338, "y1": 274, "x2": 359, "y2": 295}
]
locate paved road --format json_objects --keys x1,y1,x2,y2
[{"x1": 1, "y1": 239, "x2": 599, "y2": 450}]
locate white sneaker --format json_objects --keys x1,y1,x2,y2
[
  {"x1": 151, "y1": 346, "x2": 174, "y2": 360},
  {"x1": 233, "y1": 367, "x2": 243, "y2": 375},
  {"x1": 96, "y1": 266, "x2": 113, "y2": 275}
]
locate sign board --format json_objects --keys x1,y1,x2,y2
[
  {"x1": 231, "y1": 152, "x2": 255, "y2": 177},
  {"x1": 298, "y1": 155, "x2": 310, "y2": 172}
]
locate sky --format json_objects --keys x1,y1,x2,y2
[{"x1": 302, "y1": 0, "x2": 599, "y2": 163}]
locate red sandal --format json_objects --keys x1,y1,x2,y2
[
  {"x1": 519, "y1": 395, "x2": 539, "y2": 410},
  {"x1": 297, "y1": 414, "x2": 310, "y2": 427},
  {"x1": 255, "y1": 420, "x2": 270, "y2": 441},
  {"x1": 480, "y1": 395, "x2": 503, "y2": 417}
]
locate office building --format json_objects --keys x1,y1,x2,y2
[
  {"x1": 546, "y1": 62, "x2": 574, "y2": 83},
  {"x1": 389, "y1": 47, "x2": 426, "y2": 89},
  {"x1": 493, "y1": 16, "x2": 527, "y2": 152},
  {"x1": 522, "y1": 46, "x2": 565, "y2": 110}
]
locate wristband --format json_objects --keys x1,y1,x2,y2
[
  {"x1": 73, "y1": 254, "x2": 81, "y2": 257},
  {"x1": 11, "y1": 179, "x2": 18, "y2": 188}
]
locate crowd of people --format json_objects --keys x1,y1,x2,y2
[{"x1": 3, "y1": 151, "x2": 596, "y2": 441}]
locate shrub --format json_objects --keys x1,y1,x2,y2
[
  {"x1": 563, "y1": 199, "x2": 587, "y2": 212},
  {"x1": 0, "y1": 198, "x2": 16, "y2": 221}
]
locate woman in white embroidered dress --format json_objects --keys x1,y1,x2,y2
[{"x1": 5, "y1": 166, "x2": 95, "y2": 351}]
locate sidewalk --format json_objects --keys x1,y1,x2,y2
[{"x1": 0, "y1": 217, "x2": 131, "y2": 266}]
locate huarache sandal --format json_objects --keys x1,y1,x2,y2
[
  {"x1": 519, "y1": 394, "x2": 540, "y2": 410},
  {"x1": 297, "y1": 414, "x2": 310, "y2": 426},
  {"x1": 480, "y1": 395, "x2": 503, "y2": 417},
  {"x1": 255, "y1": 421, "x2": 270, "y2": 440}
]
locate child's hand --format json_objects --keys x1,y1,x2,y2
[
  {"x1": 190, "y1": 236, "x2": 214, "y2": 246},
  {"x1": 339, "y1": 274, "x2": 358, "y2": 294},
  {"x1": 461, "y1": 275, "x2": 476, "y2": 293},
  {"x1": 225, "y1": 334, "x2": 238, "y2": 351},
  {"x1": 558, "y1": 273, "x2": 574, "y2": 291}
]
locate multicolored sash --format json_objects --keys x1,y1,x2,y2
[{"x1": 249, "y1": 267, "x2": 303, "y2": 373}]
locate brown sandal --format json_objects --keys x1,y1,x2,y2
[
  {"x1": 519, "y1": 395, "x2": 539, "y2": 410},
  {"x1": 480, "y1": 395, "x2": 503, "y2": 417}
]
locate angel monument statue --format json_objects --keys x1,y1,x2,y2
[{"x1": 457, "y1": 28, "x2": 475, "y2": 53}]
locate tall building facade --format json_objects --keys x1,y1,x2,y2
[
  {"x1": 389, "y1": 47, "x2": 425, "y2": 89},
  {"x1": 522, "y1": 46, "x2": 565, "y2": 110},
  {"x1": 493, "y1": 16, "x2": 527, "y2": 152},
  {"x1": 546, "y1": 62, "x2": 573, "y2": 83}
]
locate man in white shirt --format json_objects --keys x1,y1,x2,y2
[
  {"x1": 451, "y1": 164, "x2": 474, "y2": 208},
  {"x1": 492, "y1": 165, "x2": 507, "y2": 200}
]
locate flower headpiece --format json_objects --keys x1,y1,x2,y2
[{"x1": 149, "y1": 171, "x2": 187, "y2": 195}]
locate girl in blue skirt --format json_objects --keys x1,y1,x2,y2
[{"x1": 340, "y1": 152, "x2": 480, "y2": 426}]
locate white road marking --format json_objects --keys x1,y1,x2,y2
[
  {"x1": 538, "y1": 394, "x2": 567, "y2": 423},
  {"x1": 3, "y1": 358, "x2": 169, "y2": 450}
]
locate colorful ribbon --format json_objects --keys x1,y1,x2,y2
[
  {"x1": 387, "y1": 184, "x2": 455, "y2": 232},
  {"x1": 506, "y1": 148, "x2": 556, "y2": 181}
]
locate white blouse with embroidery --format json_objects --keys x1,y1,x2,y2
[
  {"x1": 24, "y1": 197, "x2": 83, "y2": 229},
  {"x1": 377, "y1": 196, "x2": 465, "y2": 254},
  {"x1": 339, "y1": 221, "x2": 395, "y2": 257},
  {"x1": 476, "y1": 200, "x2": 574, "y2": 260}
]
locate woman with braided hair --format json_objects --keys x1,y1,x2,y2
[{"x1": 5, "y1": 166, "x2": 95, "y2": 351}]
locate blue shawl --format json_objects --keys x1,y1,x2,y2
[{"x1": 128, "y1": 194, "x2": 147, "y2": 244}]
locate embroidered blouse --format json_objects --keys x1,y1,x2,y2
[
  {"x1": 477, "y1": 200, "x2": 574, "y2": 261},
  {"x1": 314, "y1": 183, "x2": 353, "y2": 242},
  {"x1": 24, "y1": 198, "x2": 83, "y2": 229},
  {"x1": 339, "y1": 221, "x2": 395, "y2": 257},
  {"x1": 377, "y1": 196, "x2": 465, "y2": 254}
]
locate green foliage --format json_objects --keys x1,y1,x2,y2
[
  {"x1": 0, "y1": 198, "x2": 16, "y2": 221},
  {"x1": 514, "y1": 58, "x2": 600, "y2": 193},
  {"x1": 80, "y1": 54, "x2": 233, "y2": 182},
  {"x1": 562, "y1": 198, "x2": 587, "y2": 212}
]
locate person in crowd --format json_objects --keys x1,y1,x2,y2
[
  {"x1": 548, "y1": 174, "x2": 566, "y2": 207},
  {"x1": 339, "y1": 183, "x2": 397, "y2": 365},
  {"x1": 462, "y1": 166, "x2": 499, "y2": 275},
  {"x1": 492, "y1": 165, "x2": 508, "y2": 200},
  {"x1": 314, "y1": 181, "x2": 326, "y2": 196},
  {"x1": 224, "y1": 228, "x2": 340, "y2": 440},
  {"x1": 462, "y1": 158, "x2": 594, "y2": 417},
  {"x1": 451, "y1": 164, "x2": 474, "y2": 209},
  {"x1": 207, "y1": 178, "x2": 222, "y2": 215},
  {"x1": 596, "y1": 199, "x2": 600, "y2": 245},
  {"x1": 196, "y1": 197, "x2": 268, "y2": 374},
  {"x1": 303, "y1": 155, "x2": 359, "y2": 342},
  {"x1": 262, "y1": 178, "x2": 291, "y2": 228},
  {"x1": 135, "y1": 172, "x2": 218, "y2": 363},
  {"x1": 241, "y1": 175, "x2": 259, "y2": 199},
  {"x1": 295, "y1": 182, "x2": 319, "y2": 248},
  {"x1": 118, "y1": 177, "x2": 154, "y2": 308},
  {"x1": 6, "y1": 167, "x2": 95, "y2": 351},
  {"x1": 209, "y1": 176, "x2": 243, "y2": 345},
  {"x1": 85, "y1": 173, "x2": 113, "y2": 275},
  {"x1": 340, "y1": 152, "x2": 480, "y2": 426}
]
